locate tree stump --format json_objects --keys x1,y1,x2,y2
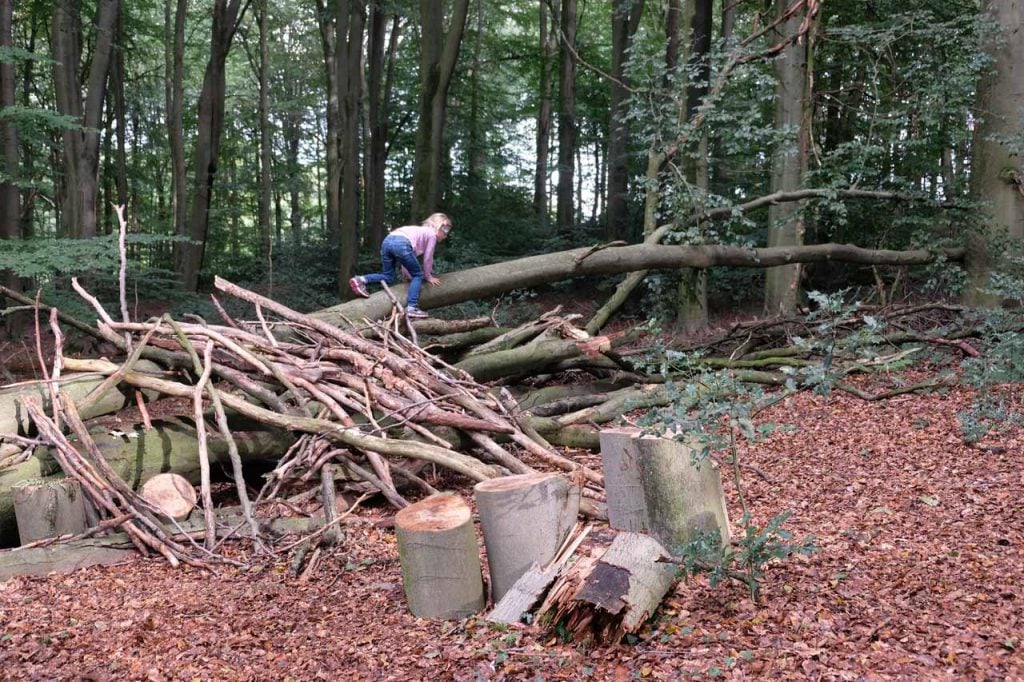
[
  {"x1": 139, "y1": 473, "x2": 197, "y2": 521},
  {"x1": 600, "y1": 428, "x2": 731, "y2": 554},
  {"x1": 635, "y1": 435, "x2": 731, "y2": 554},
  {"x1": 598, "y1": 427, "x2": 648, "y2": 532},
  {"x1": 13, "y1": 478, "x2": 89, "y2": 544},
  {"x1": 474, "y1": 472, "x2": 580, "y2": 601},
  {"x1": 394, "y1": 493, "x2": 484, "y2": 619}
]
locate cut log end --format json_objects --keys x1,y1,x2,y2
[
  {"x1": 394, "y1": 492, "x2": 471, "y2": 531},
  {"x1": 139, "y1": 473, "x2": 197, "y2": 521}
]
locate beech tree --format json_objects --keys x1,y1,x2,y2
[
  {"x1": 764, "y1": 0, "x2": 814, "y2": 316},
  {"x1": 410, "y1": 0, "x2": 470, "y2": 220},
  {"x1": 176, "y1": 0, "x2": 246, "y2": 291},
  {"x1": 50, "y1": 0, "x2": 120, "y2": 239},
  {"x1": 556, "y1": 0, "x2": 577, "y2": 233},
  {"x1": 966, "y1": 0, "x2": 1024, "y2": 305}
]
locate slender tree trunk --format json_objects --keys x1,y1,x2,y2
[
  {"x1": 0, "y1": 0, "x2": 18, "y2": 241},
  {"x1": 675, "y1": 0, "x2": 712, "y2": 333},
  {"x1": 0, "y1": 0, "x2": 20, "y2": 337},
  {"x1": 764, "y1": 0, "x2": 812, "y2": 316},
  {"x1": 966, "y1": 0, "x2": 1024, "y2": 306},
  {"x1": 411, "y1": 0, "x2": 470, "y2": 220},
  {"x1": 257, "y1": 0, "x2": 273, "y2": 263},
  {"x1": 336, "y1": 0, "x2": 366, "y2": 293},
  {"x1": 178, "y1": 0, "x2": 244, "y2": 291},
  {"x1": 533, "y1": 0, "x2": 554, "y2": 221},
  {"x1": 315, "y1": 0, "x2": 341, "y2": 250},
  {"x1": 466, "y1": 0, "x2": 486, "y2": 194},
  {"x1": 606, "y1": 0, "x2": 644, "y2": 241},
  {"x1": 166, "y1": 0, "x2": 187, "y2": 255},
  {"x1": 366, "y1": 4, "x2": 394, "y2": 247},
  {"x1": 556, "y1": 0, "x2": 577, "y2": 234},
  {"x1": 17, "y1": 13, "x2": 37, "y2": 241},
  {"x1": 51, "y1": 0, "x2": 121, "y2": 239},
  {"x1": 112, "y1": 12, "x2": 128, "y2": 211}
]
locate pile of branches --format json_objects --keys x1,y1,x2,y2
[{"x1": 11, "y1": 276, "x2": 609, "y2": 565}]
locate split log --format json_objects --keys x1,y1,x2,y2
[
  {"x1": 394, "y1": 493, "x2": 485, "y2": 619},
  {"x1": 474, "y1": 472, "x2": 579, "y2": 601},
  {"x1": 539, "y1": 532, "x2": 677, "y2": 644},
  {"x1": 139, "y1": 473, "x2": 197, "y2": 521},
  {"x1": 487, "y1": 523, "x2": 592, "y2": 624},
  {"x1": 13, "y1": 478, "x2": 89, "y2": 544}
]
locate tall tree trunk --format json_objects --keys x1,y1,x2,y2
[
  {"x1": 675, "y1": 0, "x2": 712, "y2": 333},
  {"x1": 466, "y1": 0, "x2": 486, "y2": 194},
  {"x1": 966, "y1": 0, "x2": 1024, "y2": 307},
  {"x1": 166, "y1": 0, "x2": 187, "y2": 254},
  {"x1": 315, "y1": 0, "x2": 341, "y2": 248},
  {"x1": 0, "y1": 0, "x2": 20, "y2": 337},
  {"x1": 366, "y1": 5, "x2": 398, "y2": 247},
  {"x1": 556, "y1": 0, "x2": 577, "y2": 234},
  {"x1": 411, "y1": 0, "x2": 470, "y2": 220},
  {"x1": 257, "y1": 0, "x2": 273, "y2": 263},
  {"x1": 178, "y1": 0, "x2": 244, "y2": 291},
  {"x1": 17, "y1": 12, "x2": 37, "y2": 241},
  {"x1": 112, "y1": 11, "x2": 128, "y2": 211},
  {"x1": 282, "y1": 106, "x2": 303, "y2": 247},
  {"x1": 764, "y1": 0, "x2": 812, "y2": 316},
  {"x1": 336, "y1": 0, "x2": 366, "y2": 293},
  {"x1": 51, "y1": 0, "x2": 121, "y2": 239},
  {"x1": 533, "y1": 0, "x2": 554, "y2": 221},
  {"x1": 605, "y1": 0, "x2": 644, "y2": 241}
]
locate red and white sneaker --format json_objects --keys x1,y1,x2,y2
[{"x1": 348, "y1": 276, "x2": 370, "y2": 298}]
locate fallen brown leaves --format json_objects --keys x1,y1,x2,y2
[{"x1": 1, "y1": 376, "x2": 1021, "y2": 680}]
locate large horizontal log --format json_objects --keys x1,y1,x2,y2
[
  {"x1": 1, "y1": 360, "x2": 166, "y2": 436},
  {"x1": 314, "y1": 243, "x2": 965, "y2": 323},
  {"x1": 0, "y1": 421, "x2": 294, "y2": 547},
  {"x1": 0, "y1": 510, "x2": 318, "y2": 580}
]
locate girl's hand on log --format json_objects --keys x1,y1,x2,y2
[{"x1": 428, "y1": 276, "x2": 441, "y2": 286}]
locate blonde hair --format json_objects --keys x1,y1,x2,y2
[{"x1": 424, "y1": 212, "x2": 452, "y2": 232}]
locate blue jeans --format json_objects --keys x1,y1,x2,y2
[{"x1": 362, "y1": 234, "x2": 424, "y2": 307}]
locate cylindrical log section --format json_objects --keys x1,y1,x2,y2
[
  {"x1": 474, "y1": 472, "x2": 580, "y2": 602},
  {"x1": 598, "y1": 427, "x2": 648, "y2": 532},
  {"x1": 635, "y1": 435, "x2": 731, "y2": 555},
  {"x1": 13, "y1": 478, "x2": 89, "y2": 544},
  {"x1": 394, "y1": 493, "x2": 484, "y2": 619},
  {"x1": 139, "y1": 473, "x2": 197, "y2": 521}
]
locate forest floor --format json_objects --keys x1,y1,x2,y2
[{"x1": 0, "y1": 368, "x2": 1021, "y2": 680}]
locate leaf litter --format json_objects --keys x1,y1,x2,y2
[{"x1": 0, "y1": 377, "x2": 1021, "y2": 680}]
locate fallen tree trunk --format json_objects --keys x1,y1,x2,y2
[
  {"x1": 0, "y1": 421, "x2": 294, "y2": 546},
  {"x1": 314, "y1": 242, "x2": 965, "y2": 324},
  {"x1": 0, "y1": 372, "x2": 139, "y2": 435}
]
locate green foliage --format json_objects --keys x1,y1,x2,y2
[
  {"x1": 958, "y1": 258, "x2": 1024, "y2": 443},
  {"x1": 672, "y1": 513, "x2": 816, "y2": 602},
  {"x1": 0, "y1": 234, "x2": 190, "y2": 281}
]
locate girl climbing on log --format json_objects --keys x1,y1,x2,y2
[{"x1": 348, "y1": 212, "x2": 453, "y2": 319}]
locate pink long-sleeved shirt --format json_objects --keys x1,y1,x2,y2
[{"x1": 391, "y1": 224, "x2": 440, "y2": 279}]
